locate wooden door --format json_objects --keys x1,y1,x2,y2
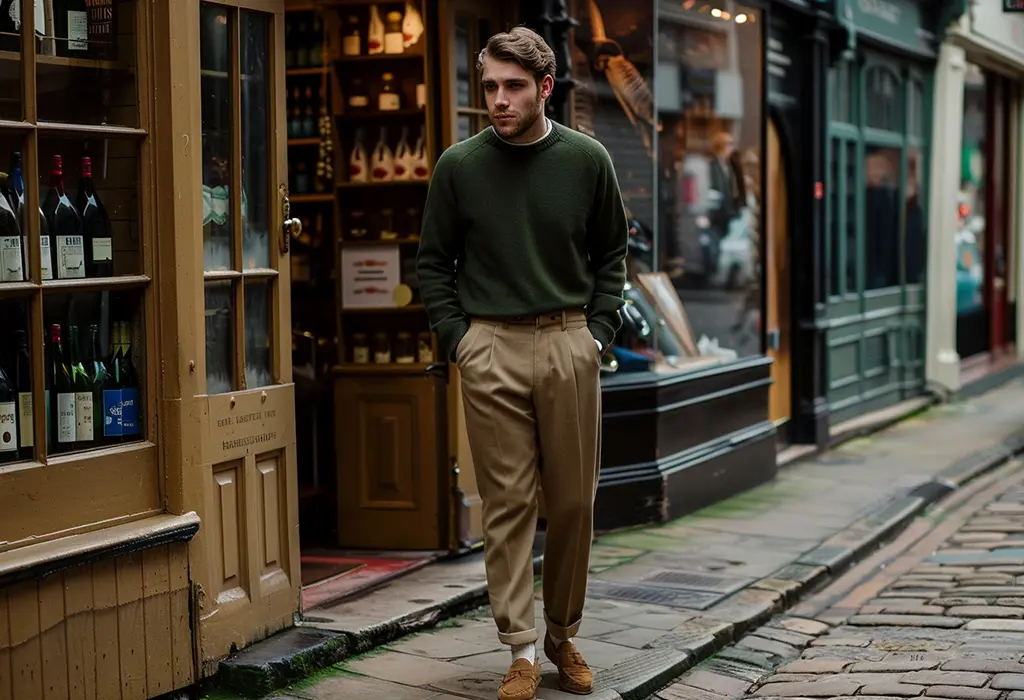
[
  {"x1": 766, "y1": 120, "x2": 791, "y2": 428},
  {"x1": 193, "y1": 0, "x2": 301, "y2": 670}
]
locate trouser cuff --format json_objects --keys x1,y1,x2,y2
[
  {"x1": 543, "y1": 609, "x2": 582, "y2": 640},
  {"x1": 498, "y1": 627, "x2": 539, "y2": 646}
]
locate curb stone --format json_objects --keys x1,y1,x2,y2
[{"x1": 210, "y1": 437, "x2": 1024, "y2": 699}]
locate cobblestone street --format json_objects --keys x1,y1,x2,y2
[{"x1": 656, "y1": 458, "x2": 1024, "y2": 700}]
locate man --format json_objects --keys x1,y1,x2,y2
[{"x1": 416, "y1": 26, "x2": 628, "y2": 700}]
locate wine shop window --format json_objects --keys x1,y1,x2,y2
[{"x1": 201, "y1": 3, "x2": 277, "y2": 395}]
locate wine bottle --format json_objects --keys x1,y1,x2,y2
[
  {"x1": 0, "y1": 171, "x2": 23, "y2": 283},
  {"x1": 410, "y1": 125, "x2": 429, "y2": 180},
  {"x1": 54, "y1": 0, "x2": 89, "y2": 57},
  {"x1": 0, "y1": 354, "x2": 16, "y2": 463},
  {"x1": 13, "y1": 330, "x2": 31, "y2": 461},
  {"x1": 76, "y1": 156, "x2": 113, "y2": 278},
  {"x1": 86, "y1": 324, "x2": 111, "y2": 445},
  {"x1": 43, "y1": 155, "x2": 85, "y2": 280},
  {"x1": 86, "y1": 0, "x2": 115, "y2": 59},
  {"x1": 367, "y1": 6, "x2": 384, "y2": 55},
  {"x1": 10, "y1": 152, "x2": 54, "y2": 280},
  {"x1": 68, "y1": 324, "x2": 93, "y2": 449},
  {"x1": 117, "y1": 322, "x2": 139, "y2": 440},
  {"x1": 342, "y1": 14, "x2": 360, "y2": 56},
  {"x1": 383, "y1": 10, "x2": 403, "y2": 54},
  {"x1": 370, "y1": 127, "x2": 395, "y2": 182},
  {"x1": 348, "y1": 128, "x2": 369, "y2": 183},
  {"x1": 393, "y1": 126, "x2": 411, "y2": 181},
  {"x1": 378, "y1": 72, "x2": 400, "y2": 111},
  {"x1": 49, "y1": 324, "x2": 76, "y2": 450}
]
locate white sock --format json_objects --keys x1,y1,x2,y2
[
  {"x1": 549, "y1": 633, "x2": 574, "y2": 646},
  {"x1": 512, "y1": 642, "x2": 536, "y2": 663}
]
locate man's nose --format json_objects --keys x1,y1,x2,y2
[{"x1": 494, "y1": 91, "x2": 510, "y2": 108}]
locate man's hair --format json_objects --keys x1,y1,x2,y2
[{"x1": 476, "y1": 26, "x2": 557, "y2": 84}]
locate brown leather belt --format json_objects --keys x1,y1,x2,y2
[{"x1": 474, "y1": 308, "x2": 587, "y2": 328}]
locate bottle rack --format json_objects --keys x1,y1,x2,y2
[{"x1": 311, "y1": 0, "x2": 439, "y2": 373}]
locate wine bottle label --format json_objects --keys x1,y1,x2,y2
[
  {"x1": 1, "y1": 236, "x2": 23, "y2": 282},
  {"x1": 342, "y1": 34, "x2": 360, "y2": 56},
  {"x1": 378, "y1": 93, "x2": 400, "y2": 111},
  {"x1": 57, "y1": 392, "x2": 75, "y2": 443},
  {"x1": 91, "y1": 236, "x2": 112, "y2": 263},
  {"x1": 75, "y1": 391, "x2": 93, "y2": 442},
  {"x1": 353, "y1": 346, "x2": 370, "y2": 363},
  {"x1": 85, "y1": 0, "x2": 113, "y2": 37},
  {"x1": 121, "y1": 387, "x2": 139, "y2": 436},
  {"x1": 103, "y1": 389, "x2": 122, "y2": 437},
  {"x1": 0, "y1": 401, "x2": 15, "y2": 453},
  {"x1": 40, "y1": 235, "x2": 52, "y2": 280},
  {"x1": 57, "y1": 235, "x2": 85, "y2": 279},
  {"x1": 383, "y1": 32, "x2": 403, "y2": 54},
  {"x1": 17, "y1": 392, "x2": 32, "y2": 448},
  {"x1": 67, "y1": 10, "x2": 88, "y2": 50}
]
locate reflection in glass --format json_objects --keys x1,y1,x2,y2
[
  {"x1": 200, "y1": 3, "x2": 232, "y2": 272},
  {"x1": 650, "y1": 2, "x2": 763, "y2": 361},
  {"x1": 37, "y1": 0, "x2": 137, "y2": 126},
  {"x1": 864, "y1": 146, "x2": 901, "y2": 290},
  {"x1": 244, "y1": 282, "x2": 272, "y2": 388},
  {"x1": 455, "y1": 15, "x2": 470, "y2": 108},
  {"x1": 904, "y1": 148, "x2": 925, "y2": 285},
  {"x1": 204, "y1": 281, "x2": 234, "y2": 394},
  {"x1": 241, "y1": 11, "x2": 270, "y2": 270},
  {"x1": 0, "y1": 0, "x2": 22, "y2": 122}
]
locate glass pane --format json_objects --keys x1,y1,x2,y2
[
  {"x1": 455, "y1": 15, "x2": 470, "y2": 108},
  {"x1": 0, "y1": 297, "x2": 31, "y2": 464},
  {"x1": 652, "y1": 3, "x2": 762, "y2": 361},
  {"x1": 457, "y1": 114, "x2": 470, "y2": 142},
  {"x1": 240, "y1": 10, "x2": 270, "y2": 271},
  {"x1": 0, "y1": 0, "x2": 23, "y2": 122},
  {"x1": 864, "y1": 146, "x2": 901, "y2": 290},
  {"x1": 200, "y1": 2, "x2": 233, "y2": 272},
  {"x1": 865, "y1": 65, "x2": 903, "y2": 132},
  {"x1": 43, "y1": 289, "x2": 145, "y2": 455},
  {"x1": 37, "y1": 0, "x2": 138, "y2": 127},
  {"x1": 244, "y1": 281, "x2": 272, "y2": 388},
  {"x1": 204, "y1": 280, "x2": 234, "y2": 394},
  {"x1": 38, "y1": 134, "x2": 140, "y2": 279},
  {"x1": 905, "y1": 147, "x2": 925, "y2": 285}
]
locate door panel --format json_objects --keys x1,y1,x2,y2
[
  {"x1": 196, "y1": 0, "x2": 300, "y2": 669},
  {"x1": 766, "y1": 120, "x2": 791, "y2": 428}
]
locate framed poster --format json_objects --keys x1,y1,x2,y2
[{"x1": 341, "y1": 245, "x2": 403, "y2": 308}]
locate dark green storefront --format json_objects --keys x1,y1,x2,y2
[{"x1": 822, "y1": 0, "x2": 936, "y2": 425}]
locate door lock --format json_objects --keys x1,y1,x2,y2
[{"x1": 280, "y1": 184, "x2": 301, "y2": 255}]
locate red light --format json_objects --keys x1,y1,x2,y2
[{"x1": 958, "y1": 203, "x2": 970, "y2": 219}]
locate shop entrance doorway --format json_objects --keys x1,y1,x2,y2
[{"x1": 766, "y1": 119, "x2": 792, "y2": 436}]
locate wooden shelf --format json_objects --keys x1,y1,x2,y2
[
  {"x1": 337, "y1": 108, "x2": 426, "y2": 120},
  {"x1": 342, "y1": 303, "x2": 425, "y2": 314},
  {"x1": 288, "y1": 137, "x2": 322, "y2": 146},
  {"x1": 41, "y1": 274, "x2": 151, "y2": 293},
  {"x1": 335, "y1": 50, "x2": 424, "y2": 63},
  {"x1": 338, "y1": 180, "x2": 428, "y2": 188},
  {"x1": 340, "y1": 237, "x2": 420, "y2": 246},
  {"x1": 291, "y1": 193, "x2": 335, "y2": 203},
  {"x1": 0, "y1": 49, "x2": 135, "y2": 72},
  {"x1": 286, "y1": 67, "x2": 328, "y2": 76},
  {"x1": 333, "y1": 362, "x2": 431, "y2": 376}
]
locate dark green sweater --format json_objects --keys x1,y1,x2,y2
[{"x1": 416, "y1": 120, "x2": 628, "y2": 361}]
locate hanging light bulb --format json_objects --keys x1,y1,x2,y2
[
  {"x1": 711, "y1": 7, "x2": 722, "y2": 17},
  {"x1": 736, "y1": 12, "x2": 748, "y2": 23}
]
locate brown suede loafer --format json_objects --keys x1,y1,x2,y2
[
  {"x1": 544, "y1": 634, "x2": 594, "y2": 694},
  {"x1": 497, "y1": 658, "x2": 541, "y2": 700}
]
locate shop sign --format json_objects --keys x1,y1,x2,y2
[
  {"x1": 975, "y1": 0, "x2": 1024, "y2": 63},
  {"x1": 203, "y1": 385, "x2": 295, "y2": 464},
  {"x1": 767, "y1": 24, "x2": 799, "y2": 108},
  {"x1": 840, "y1": 0, "x2": 934, "y2": 55}
]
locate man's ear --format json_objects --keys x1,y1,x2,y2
[{"x1": 540, "y1": 74, "x2": 555, "y2": 100}]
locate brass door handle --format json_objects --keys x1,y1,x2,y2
[{"x1": 280, "y1": 184, "x2": 301, "y2": 255}]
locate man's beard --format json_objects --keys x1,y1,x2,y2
[{"x1": 490, "y1": 91, "x2": 544, "y2": 140}]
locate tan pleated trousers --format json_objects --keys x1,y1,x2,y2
[{"x1": 456, "y1": 309, "x2": 602, "y2": 646}]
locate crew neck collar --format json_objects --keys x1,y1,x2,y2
[{"x1": 486, "y1": 118, "x2": 562, "y2": 153}]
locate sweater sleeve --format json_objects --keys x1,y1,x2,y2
[
  {"x1": 416, "y1": 151, "x2": 470, "y2": 362},
  {"x1": 585, "y1": 146, "x2": 628, "y2": 350}
]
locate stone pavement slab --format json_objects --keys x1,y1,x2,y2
[{"x1": 211, "y1": 381, "x2": 1024, "y2": 699}]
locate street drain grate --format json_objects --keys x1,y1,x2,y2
[
  {"x1": 588, "y1": 580, "x2": 724, "y2": 610},
  {"x1": 639, "y1": 570, "x2": 750, "y2": 595}
]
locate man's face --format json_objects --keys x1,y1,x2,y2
[{"x1": 480, "y1": 55, "x2": 552, "y2": 141}]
